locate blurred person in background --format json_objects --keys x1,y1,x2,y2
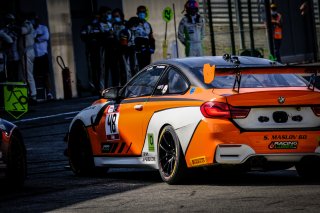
[
  {"x1": 81, "y1": 14, "x2": 102, "y2": 94},
  {"x1": 19, "y1": 13, "x2": 37, "y2": 103},
  {"x1": 112, "y1": 8, "x2": 129, "y2": 85},
  {"x1": 178, "y1": 0, "x2": 205, "y2": 57},
  {"x1": 270, "y1": 3, "x2": 282, "y2": 62},
  {"x1": 32, "y1": 15, "x2": 53, "y2": 99},
  {"x1": 99, "y1": 6, "x2": 117, "y2": 88},
  {"x1": 2, "y1": 13, "x2": 20, "y2": 82},
  {"x1": 0, "y1": 29, "x2": 13, "y2": 82},
  {"x1": 134, "y1": 5, "x2": 155, "y2": 70}
]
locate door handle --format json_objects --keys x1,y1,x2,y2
[{"x1": 134, "y1": 105, "x2": 143, "y2": 111}]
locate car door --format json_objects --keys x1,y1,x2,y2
[{"x1": 106, "y1": 65, "x2": 167, "y2": 156}]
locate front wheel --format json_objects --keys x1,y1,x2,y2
[
  {"x1": 157, "y1": 126, "x2": 186, "y2": 184},
  {"x1": 68, "y1": 122, "x2": 96, "y2": 176}
]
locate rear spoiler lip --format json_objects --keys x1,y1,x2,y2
[{"x1": 214, "y1": 65, "x2": 320, "y2": 75}]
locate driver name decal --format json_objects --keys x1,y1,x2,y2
[{"x1": 264, "y1": 135, "x2": 307, "y2": 140}]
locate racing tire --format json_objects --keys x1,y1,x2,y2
[
  {"x1": 295, "y1": 156, "x2": 320, "y2": 179},
  {"x1": 157, "y1": 125, "x2": 187, "y2": 184},
  {"x1": 6, "y1": 133, "x2": 27, "y2": 188},
  {"x1": 68, "y1": 122, "x2": 99, "y2": 176}
]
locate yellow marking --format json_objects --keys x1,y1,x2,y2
[
  {"x1": 203, "y1": 64, "x2": 216, "y2": 84},
  {"x1": 190, "y1": 156, "x2": 207, "y2": 166}
]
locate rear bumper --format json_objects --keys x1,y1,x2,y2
[
  {"x1": 216, "y1": 144, "x2": 320, "y2": 164},
  {"x1": 185, "y1": 118, "x2": 320, "y2": 167}
]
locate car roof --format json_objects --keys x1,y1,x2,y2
[
  {"x1": 156, "y1": 56, "x2": 281, "y2": 69},
  {"x1": 153, "y1": 56, "x2": 283, "y2": 88}
]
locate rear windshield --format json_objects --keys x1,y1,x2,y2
[{"x1": 193, "y1": 68, "x2": 308, "y2": 88}]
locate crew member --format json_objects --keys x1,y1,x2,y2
[
  {"x1": 20, "y1": 13, "x2": 37, "y2": 102},
  {"x1": 178, "y1": 0, "x2": 205, "y2": 57},
  {"x1": 32, "y1": 15, "x2": 53, "y2": 99},
  {"x1": 99, "y1": 7, "x2": 117, "y2": 88},
  {"x1": 270, "y1": 3, "x2": 282, "y2": 62},
  {"x1": 0, "y1": 29, "x2": 13, "y2": 82},
  {"x1": 134, "y1": 5, "x2": 155, "y2": 70},
  {"x1": 81, "y1": 14, "x2": 102, "y2": 93},
  {"x1": 112, "y1": 8, "x2": 126, "y2": 85},
  {"x1": 2, "y1": 14, "x2": 20, "y2": 82}
]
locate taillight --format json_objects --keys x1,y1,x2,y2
[
  {"x1": 230, "y1": 106, "x2": 251, "y2": 119},
  {"x1": 200, "y1": 101, "x2": 250, "y2": 119},
  {"x1": 312, "y1": 106, "x2": 320, "y2": 116},
  {"x1": 200, "y1": 102, "x2": 230, "y2": 118}
]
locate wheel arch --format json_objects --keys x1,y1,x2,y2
[
  {"x1": 68, "y1": 119, "x2": 94, "y2": 156},
  {"x1": 143, "y1": 107, "x2": 202, "y2": 156},
  {"x1": 10, "y1": 128, "x2": 26, "y2": 154},
  {"x1": 157, "y1": 123, "x2": 186, "y2": 157}
]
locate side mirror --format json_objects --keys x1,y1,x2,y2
[{"x1": 101, "y1": 87, "x2": 122, "y2": 100}]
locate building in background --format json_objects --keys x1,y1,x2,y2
[{"x1": 1, "y1": 0, "x2": 319, "y2": 99}]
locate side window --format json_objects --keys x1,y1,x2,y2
[
  {"x1": 155, "y1": 68, "x2": 189, "y2": 95},
  {"x1": 123, "y1": 66, "x2": 165, "y2": 98}
]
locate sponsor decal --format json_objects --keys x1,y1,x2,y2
[
  {"x1": 157, "y1": 85, "x2": 164, "y2": 90},
  {"x1": 269, "y1": 141, "x2": 298, "y2": 149},
  {"x1": 101, "y1": 142, "x2": 119, "y2": 153},
  {"x1": 142, "y1": 152, "x2": 156, "y2": 162},
  {"x1": 101, "y1": 142, "x2": 125, "y2": 153},
  {"x1": 101, "y1": 143, "x2": 111, "y2": 153},
  {"x1": 148, "y1": 133, "x2": 155, "y2": 152},
  {"x1": 162, "y1": 85, "x2": 168, "y2": 94},
  {"x1": 107, "y1": 105, "x2": 115, "y2": 113},
  {"x1": 107, "y1": 104, "x2": 119, "y2": 113},
  {"x1": 190, "y1": 87, "x2": 196, "y2": 94},
  {"x1": 190, "y1": 156, "x2": 207, "y2": 166}
]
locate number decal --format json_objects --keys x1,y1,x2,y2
[
  {"x1": 107, "y1": 113, "x2": 117, "y2": 133},
  {"x1": 106, "y1": 112, "x2": 120, "y2": 140}
]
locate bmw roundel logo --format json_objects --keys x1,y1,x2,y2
[{"x1": 278, "y1": 96, "x2": 285, "y2": 104}]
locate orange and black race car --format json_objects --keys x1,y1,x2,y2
[
  {"x1": 66, "y1": 55, "x2": 320, "y2": 184},
  {"x1": 0, "y1": 118, "x2": 27, "y2": 187}
]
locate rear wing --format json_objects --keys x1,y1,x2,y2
[
  {"x1": 204, "y1": 65, "x2": 320, "y2": 92},
  {"x1": 215, "y1": 65, "x2": 320, "y2": 75}
]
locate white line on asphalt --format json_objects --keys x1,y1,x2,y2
[
  {"x1": 64, "y1": 117, "x2": 75, "y2": 120},
  {"x1": 13, "y1": 111, "x2": 79, "y2": 123}
]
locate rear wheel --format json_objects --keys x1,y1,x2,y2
[
  {"x1": 157, "y1": 126, "x2": 186, "y2": 184},
  {"x1": 68, "y1": 122, "x2": 97, "y2": 176},
  {"x1": 6, "y1": 132, "x2": 27, "y2": 187},
  {"x1": 295, "y1": 156, "x2": 320, "y2": 179}
]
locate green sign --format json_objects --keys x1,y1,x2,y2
[
  {"x1": 4, "y1": 83, "x2": 28, "y2": 119},
  {"x1": 162, "y1": 7, "x2": 173, "y2": 23}
]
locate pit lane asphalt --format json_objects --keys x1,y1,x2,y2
[{"x1": 1, "y1": 96, "x2": 320, "y2": 212}]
